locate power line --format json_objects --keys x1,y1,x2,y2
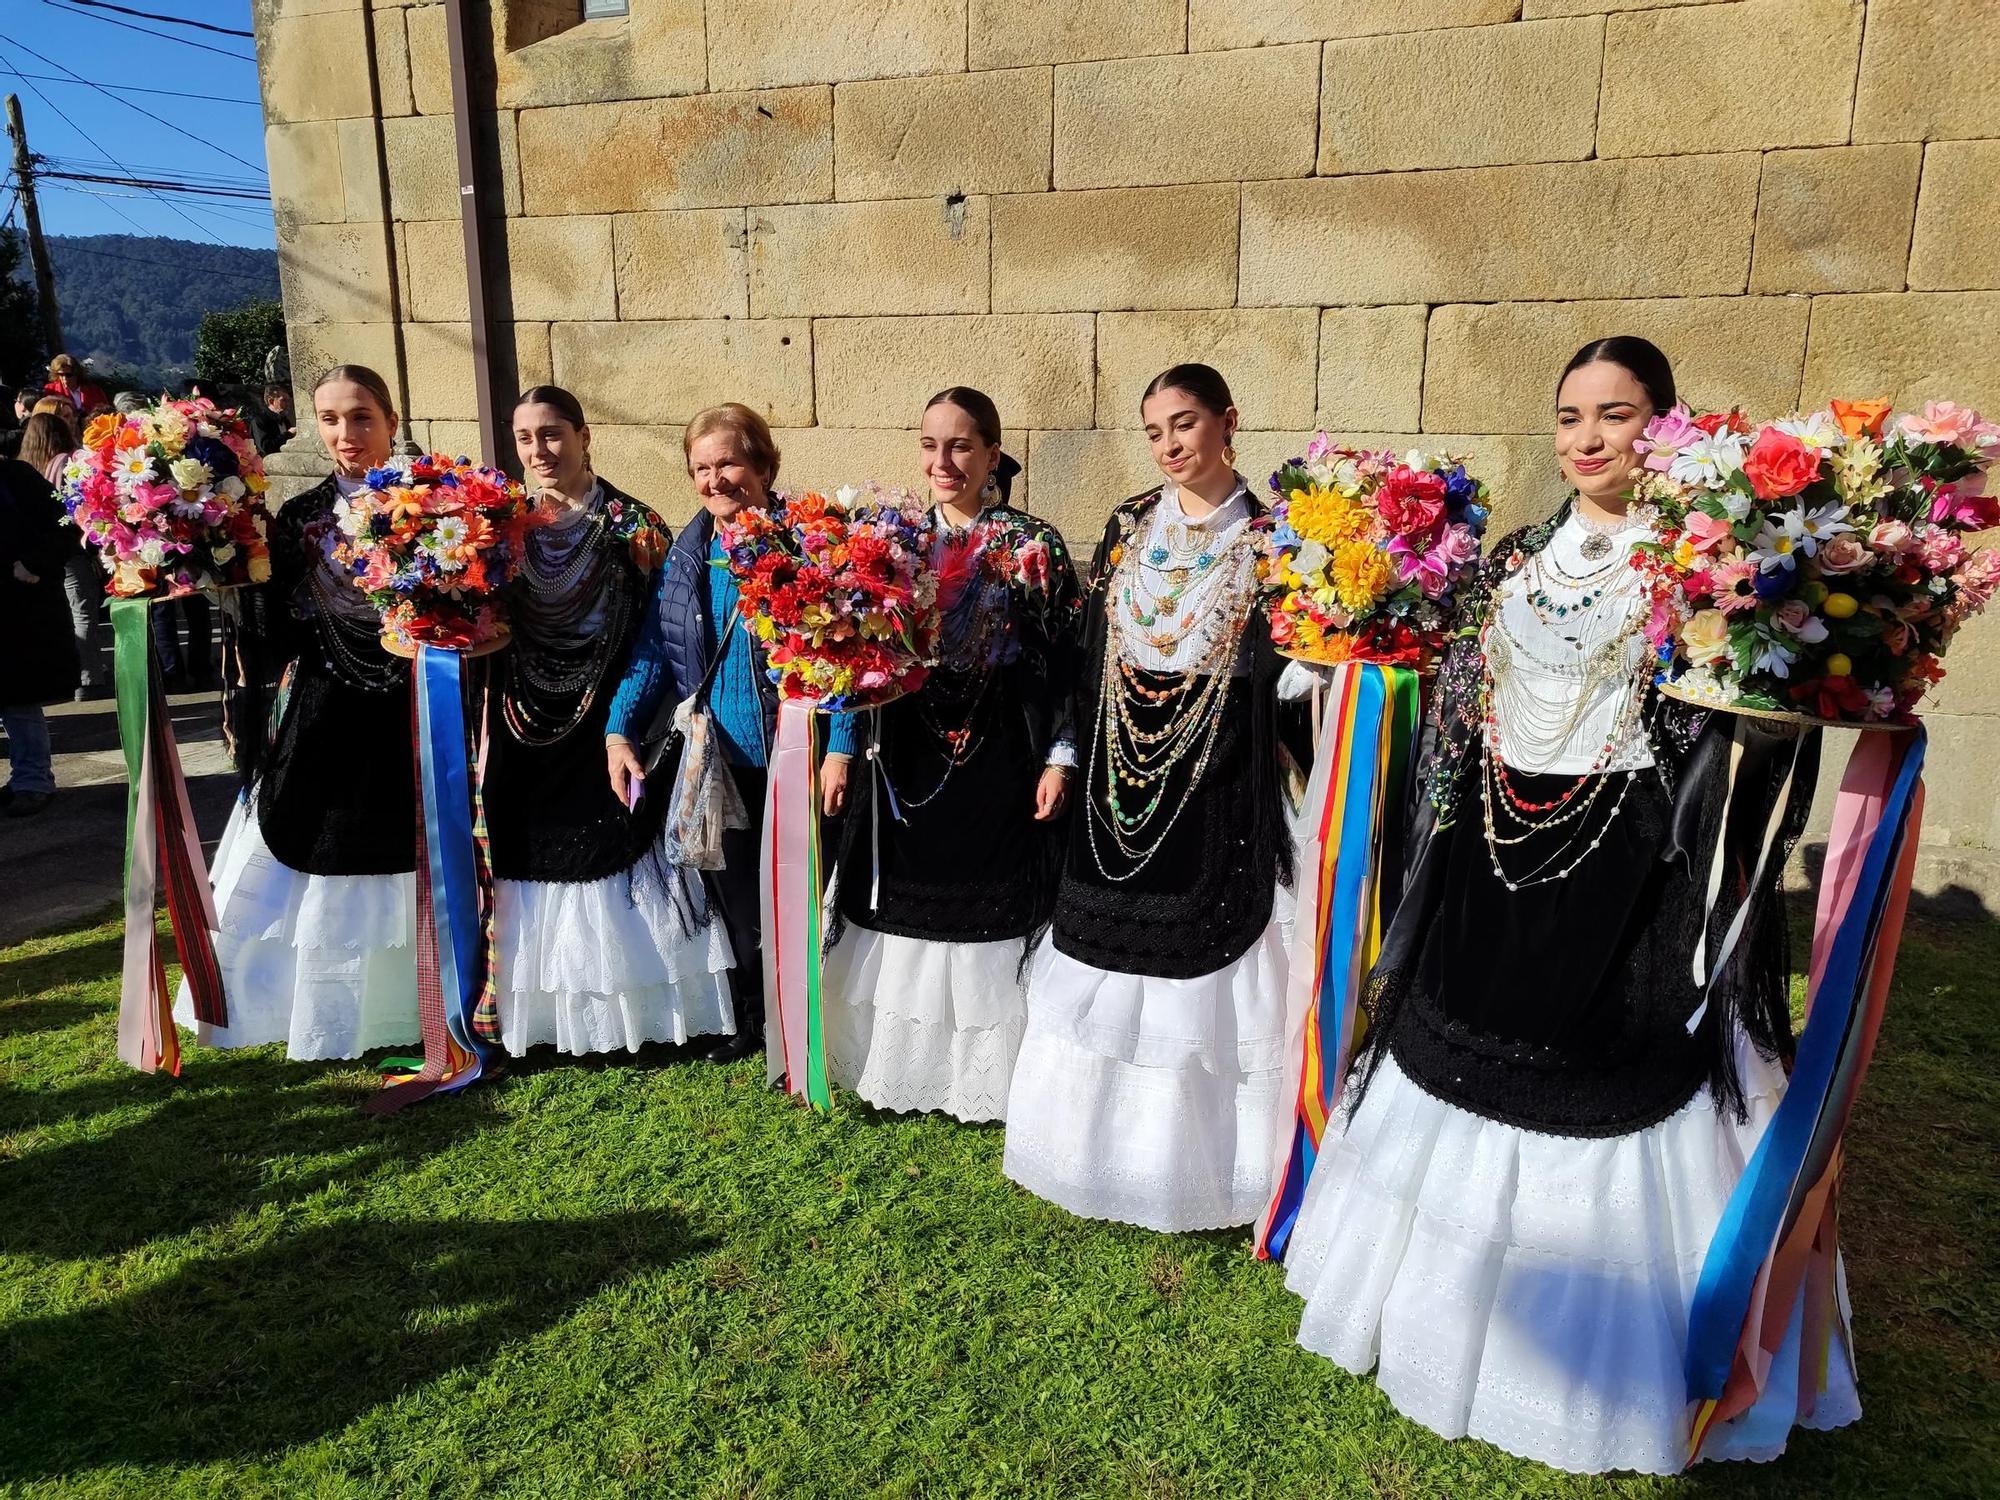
[
  {"x1": 37, "y1": 0, "x2": 258, "y2": 64},
  {"x1": 2, "y1": 67, "x2": 230, "y2": 244},
  {"x1": 48, "y1": 154, "x2": 267, "y2": 188},
  {"x1": 43, "y1": 169, "x2": 271, "y2": 202},
  {"x1": 43, "y1": 0, "x2": 254, "y2": 38},
  {"x1": 0, "y1": 33, "x2": 265, "y2": 175},
  {"x1": 0, "y1": 69, "x2": 261, "y2": 108}
]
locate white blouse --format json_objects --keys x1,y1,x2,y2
[
  {"x1": 1487, "y1": 509, "x2": 1655, "y2": 776},
  {"x1": 1113, "y1": 478, "x2": 1260, "y2": 676}
]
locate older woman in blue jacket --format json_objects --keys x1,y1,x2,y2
[{"x1": 606, "y1": 403, "x2": 783, "y2": 1062}]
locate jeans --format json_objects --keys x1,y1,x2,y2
[
  {"x1": 1, "y1": 706, "x2": 55, "y2": 794},
  {"x1": 62, "y1": 550, "x2": 106, "y2": 688},
  {"x1": 151, "y1": 594, "x2": 213, "y2": 683}
]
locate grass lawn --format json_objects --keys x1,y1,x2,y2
[{"x1": 1, "y1": 902, "x2": 1994, "y2": 1499}]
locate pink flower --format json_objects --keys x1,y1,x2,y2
[
  {"x1": 1869, "y1": 519, "x2": 1916, "y2": 557},
  {"x1": 1713, "y1": 558, "x2": 1761, "y2": 615},
  {"x1": 1897, "y1": 400, "x2": 1999, "y2": 448},
  {"x1": 1435, "y1": 522, "x2": 1481, "y2": 570},
  {"x1": 1638, "y1": 405, "x2": 1702, "y2": 472},
  {"x1": 1918, "y1": 527, "x2": 1966, "y2": 573},
  {"x1": 1952, "y1": 547, "x2": 2000, "y2": 611},
  {"x1": 1014, "y1": 537, "x2": 1051, "y2": 590},
  {"x1": 1684, "y1": 510, "x2": 1735, "y2": 553},
  {"x1": 1816, "y1": 535, "x2": 1870, "y2": 573},
  {"x1": 1927, "y1": 480, "x2": 2000, "y2": 529},
  {"x1": 1773, "y1": 598, "x2": 1828, "y2": 643},
  {"x1": 1386, "y1": 534, "x2": 1451, "y2": 598}
]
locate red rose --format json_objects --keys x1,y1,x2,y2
[
  {"x1": 1740, "y1": 427, "x2": 1821, "y2": 501},
  {"x1": 1375, "y1": 466, "x2": 1448, "y2": 539}
]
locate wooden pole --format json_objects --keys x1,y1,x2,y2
[{"x1": 4, "y1": 94, "x2": 65, "y2": 358}]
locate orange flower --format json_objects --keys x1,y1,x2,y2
[
  {"x1": 113, "y1": 425, "x2": 148, "y2": 451},
  {"x1": 1831, "y1": 398, "x2": 1892, "y2": 440},
  {"x1": 83, "y1": 414, "x2": 118, "y2": 449}
]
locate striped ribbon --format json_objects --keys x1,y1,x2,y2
[
  {"x1": 763, "y1": 700, "x2": 832, "y2": 1109},
  {"x1": 1684, "y1": 726, "x2": 1926, "y2": 1462},
  {"x1": 111, "y1": 597, "x2": 225, "y2": 1075},
  {"x1": 369, "y1": 645, "x2": 493, "y2": 1112},
  {"x1": 1257, "y1": 661, "x2": 1421, "y2": 1261}
]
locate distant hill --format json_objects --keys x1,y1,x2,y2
[{"x1": 27, "y1": 234, "x2": 279, "y2": 387}]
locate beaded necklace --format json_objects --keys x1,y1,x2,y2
[{"x1": 1086, "y1": 487, "x2": 1259, "y2": 881}]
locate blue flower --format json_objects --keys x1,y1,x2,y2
[
  {"x1": 1751, "y1": 565, "x2": 1797, "y2": 601},
  {"x1": 364, "y1": 465, "x2": 400, "y2": 488},
  {"x1": 185, "y1": 435, "x2": 238, "y2": 480}
]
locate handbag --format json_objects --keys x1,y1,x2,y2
[{"x1": 645, "y1": 617, "x2": 753, "y2": 869}]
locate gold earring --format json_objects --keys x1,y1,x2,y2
[{"x1": 1223, "y1": 443, "x2": 1237, "y2": 467}]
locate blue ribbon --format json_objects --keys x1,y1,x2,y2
[
  {"x1": 1684, "y1": 726, "x2": 1925, "y2": 1398},
  {"x1": 1264, "y1": 664, "x2": 1388, "y2": 1262},
  {"x1": 416, "y1": 645, "x2": 487, "y2": 1081}
]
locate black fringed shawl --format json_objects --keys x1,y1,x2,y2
[
  {"x1": 829, "y1": 502, "x2": 1084, "y2": 951},
  {"x1": 1050, "y1": 487, "x2": 1295, "y2": 981},
  {"x1": 1355, "y1": 498, "x2": 1819, "y2": 1128}
]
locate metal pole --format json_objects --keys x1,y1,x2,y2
[
  {"x1": 441, "y1": 0, "x2": 497, "y2": 468},
  {"x1": 4, "y1": 94, "x2": 65, "y2": 357}
]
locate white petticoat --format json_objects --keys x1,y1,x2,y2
[
  {"x1": 493, "y1": 873, "x2": 735, "y2": 1056},
  {"x1": 821, "y1": 926, "x2": 1026, "y2": 1122},
  {"x1": 1282, "y1": 1042, "x2": 1862, "y2": 1475},
  {"x1": 173, "y1": 798, "x2": 419, "y2": 1061},
  {"x1": 1001, "y1": 887, "x2": 1294, "y2": 1232}
]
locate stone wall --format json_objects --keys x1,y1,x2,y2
[{"x1": 251, "y1": 0, "x2": 2000, "y2": 893}]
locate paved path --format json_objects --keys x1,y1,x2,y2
[{"x1": 0, "y1": 694, "x2": 239, "y2": 947}]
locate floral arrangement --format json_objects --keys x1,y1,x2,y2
[
  {"x1": 1631, "y1": 399, "x2": 2000, "y2": 723},
  {"x1": 58, "y1": 399, "x2": 272, "y2": 598},
  {"x1": 1262, "y1": 437, "x2": 1490, "y2": 666},
  {"x1": 330, "y1": 453, "x2": 537, "y2": 653},
  {"x1": 720, "y1": 484, "x2": 939, "y2": 710}
]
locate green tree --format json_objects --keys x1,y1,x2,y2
[
  {"x1": 194, "y1": 297, "x2": 286, "y2": 389},
  {"x1": 0, "y1": 227, "x2": 48, "y2": 388}
]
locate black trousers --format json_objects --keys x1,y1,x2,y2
[{"x1": 706, "y1": 765, "x2": 767, "y2": 1037}]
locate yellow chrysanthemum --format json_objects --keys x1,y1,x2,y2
[
  {"x1": 1287, "y1": 484, "x2": 1373, "y2": 546},
  {"x1": 1329, "y1": 539, "x2": 1394, "y2": 613}
]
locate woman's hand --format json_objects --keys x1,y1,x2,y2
[
  {"x1": 606, "y1": 735, "x2": 643, "y2": 806},
  {"x1": 821, "y1": 753, "x2": 851, "y2": 816},
  {"x1": 1034, "y1": 765, "x2": 1070, "y2": 821}
]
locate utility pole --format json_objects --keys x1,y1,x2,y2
[{"x1": 4, "y1": 94, "x2": 65, "y2": 358}]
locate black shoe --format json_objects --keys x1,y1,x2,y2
[
  {"x1": 697, "y1": 1029, "x2": 762, "y2": 1063},
  {"x1": 6, "y1": 790, "x2": 53, "y2": 817},
  {"x1": 0, "y1": 786, "x2": 12, "y2": 812},
  {"x1": 162, "y1": 671, "x2": 190, "y2": 695}
]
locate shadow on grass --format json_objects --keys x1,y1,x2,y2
[
  {"x1": 0, "y1": 994, "x2": 107, "y2": 1039},
  {"x1": 0, "y1": 1054, "x2": 512, "y2": 1259},
  {"x1": 0, "y1": 1209, "x2": 713, "y2": 1480},
  {"x1": 0, "y1": 931, "x2": 125, "y2": 1001}
]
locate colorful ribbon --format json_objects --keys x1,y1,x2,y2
[
  {"x1": 1684, "y1": 726, "x2": 1926, "y2": 1462},
  {"x1": 763, "y1": 700, "x2": 832, "y2": 1109},
  {"x1": 1257, "y1": 661, "x2": 1421, "y2": 1261},
  {"x1": 111, "y1": 597, "x2": 225, "y2": 1075},
  {"x1": 369, "y1": 644, "x2": 493, "y2": 1111}
]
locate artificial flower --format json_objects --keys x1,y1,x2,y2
[
  {"x1": 1831, "y1": 398, "x2": 1891, "y2": 439},
  {"x1": 1680, "y1": 609, "x2": 1731, "y2": 667},
  {"x1": 1741, "y1": 427, "x2": 1820, "y2": 500}
]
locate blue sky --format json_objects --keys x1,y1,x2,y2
[{"x1": 3, "y1": 0, "x2": 274, "y2": 247}]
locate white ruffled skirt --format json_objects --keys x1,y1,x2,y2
[
  {"x1": 1283, "y1": 1041, "x2": 1862, "y2": 1475},
  {"x1": 493, "y1": 873, "x2": 735, "y2": 1056},
  {"x1": 821, "y1": 926, "x2": 1026, "y2": 1122},
  {"x1": 1001, "y1": 888, "x2": 1294, "y2": 1232},
  {"x1": 174, "y1": 798, "x2": 419, "y2": 1060}
]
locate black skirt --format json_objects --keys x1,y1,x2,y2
[
  {"x1": 1053, "y1": 671, "x2": 1274, "y2": 981},
  {"x1": 1384, "y1": 764, "x2": 1719, "y2": 1137},
  {"x1": 256, "y1": 651, "x2": 417, "y2": 877},
  {"x1": 835, "y1": 664, "x2": 1055, "y2": 943}
]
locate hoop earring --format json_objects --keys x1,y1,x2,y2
[
  {"x1": 979, "y1": 474, "x2": 999, "y2": 504},
  {"x1": 1222, "y1": 443, "x2": 1237, "y2": 468}
]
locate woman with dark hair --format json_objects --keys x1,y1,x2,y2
[
  {"x1": 0, "y1": 450, "x2": 80, "y2": 814},
  {"x1": 484, "y1": 386, "x2": 732, "y2": 1056},
  {"x1": 604, "y1": 402, "x2": 788, "y2": 1063},
  {"x1": 1001, "y1": 363, "x2": 1296, "y2": 1231},
  {"x1": 176, "y1": 364, "x2": 420, "y2": 1059},
  {"x1": 814, "y1": 387, "x2": 1082, "y2": 1121},
  {"x1": 18, "y1": 410, "x2": 106, "y2": 699},
  {"x1": 1281, "y1": 337, "x2": 1857, "y2": 1472}
]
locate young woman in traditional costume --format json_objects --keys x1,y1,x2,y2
[
  {"x1": 815, "y1": 387, "x2": 1082, "y2": 1122},
  {"x1": 1001, "y1": 364, "x2": 1295, "y2": 1231},
  {"x1": 485, "y1": 386, "x2": 733, "y2": 1057},
  {"x1": 176, "y1": 365, "x2": 419, "y2": 1058},
  {"x1": 1281, "y1": 337, "x2": 1858, "y2": 1472},
  {"x1": 605, "y1": 403, "x2": 784, "y2": 1063}
]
